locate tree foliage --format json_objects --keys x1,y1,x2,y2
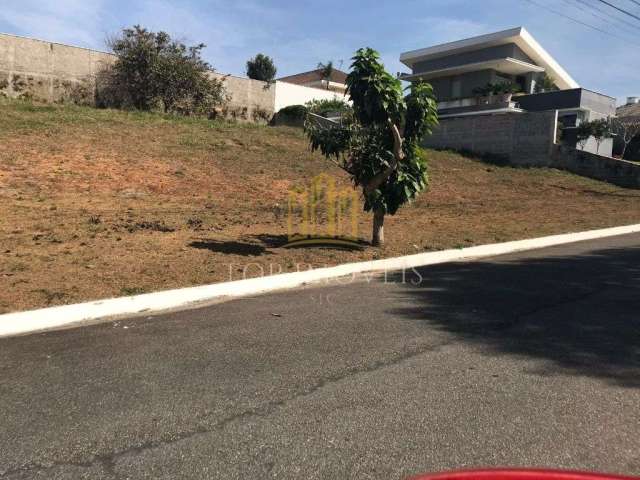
[
  {"x1": 575, "y1": 119, "x2": 613, "y2": 154},
  {"x1": 246, "y1": 53, "x2": 277, "y2": 82},
  {"x1": 305, "y1": 98, "x2": 351, "y2": 117},
  {"x1": 305, "y1": 48, "x2": 438, "y2": 245},
  {"x1": 98, "y1": 25, "x2": 226, "y2": 116}
]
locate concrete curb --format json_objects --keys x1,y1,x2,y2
[{"x1": 2, "y1": 223, "x2": 639, "y2": 338}]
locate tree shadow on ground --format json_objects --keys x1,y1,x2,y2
[
  {"x1": 250, "y1": 233, "x2": 368, "y2": 251},
  {"x1": 384, "y1": 244, "x2": 640, "y2": 388},
  {"x1": 188, "y1": 240, "x2": 270, "y2": 256}
]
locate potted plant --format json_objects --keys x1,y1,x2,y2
[
  {"x1": 493, "y1": 82, "x2": 521, "y2": 103},
  {"x1": 473, "y1": 83, "x2": 494, "y2": 106}
]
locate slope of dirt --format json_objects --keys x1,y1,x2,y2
[{"x1": 1, "y1": 100, "x2": 640, "y2": 312}]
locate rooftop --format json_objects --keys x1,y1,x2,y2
[
  {"x1": 278, "y1": 68, "x2": 348, "y2": 85},
  {"x1": 399, "y1": 27, "x2": 579, "y2": 90}
]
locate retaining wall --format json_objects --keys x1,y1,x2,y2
[
  {"x1": 423, "y1": 111, "x2": 558, "y2": 166},
  {"x1": 210, "y1": 72, "x2": 276, "y2": 122},
  {"x1": 552, "y1": 145, "x2": 640, "y2": 189},
  {"x1": 0, "y1": 32, "x2": 114, "y2": 103},
  {"x1": 0, "y1": 32, "x2": 346, "y2": 120}
]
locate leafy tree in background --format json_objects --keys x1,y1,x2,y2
[
  {"x1": 305, "y1": 48, "x2": 438, "y2": 246},
  {"x1": 317, "y1": 61, "x2": 334, "y2": 90},
  {"x1": 575, "y1": 119, "x2": 613, "y2": 154},
  {"x1": 590, "y1": 118, "x2": 612, "y2": 154},
  {"x1": 576, "y1": 121, "x2": 592, "y2": 150},
  {"x1": 98, "y1": 25, "x2": 226, "y2": 115},
  {"x1": 305, "y1": 98, "x2": 351, "y2": 117},
  {"x1": 246, "y1": 54, "x2": 277, "y2": 83}
]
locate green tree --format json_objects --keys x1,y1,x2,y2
[
  {"x1": 100, "y1": 25, "x2": 226, "y2": 115},
  {"x1": 305, "y1": 48, "x2": 438, "y2": 246},
  {"x1": 246, "y1": 53, "x2": 277, "y2": 82},
  {"x1": 590, "y1": 118, "x2": 612, "y2": 154},
  {"x1": 575, "y1": 121, "x2": 592, "y2": 150},
  {"x1": 317, "y1": 61, "x2": 334, "y2": 90}
]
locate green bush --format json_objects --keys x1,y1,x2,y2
[
  {"x1": 274, "y1": 104, "x2": 307, "y2": 123},
  {"x1": 305, "y1": 98, "x2": 351, "y2": 117},
  {"x1": 97, "y1": 25, "x2": 227, "y2": 116}
]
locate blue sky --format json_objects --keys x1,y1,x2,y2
[{"x1": 1, "y1": 0, "x2": 639, "y2": 102}]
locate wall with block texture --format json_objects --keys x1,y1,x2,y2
[
  {"x1": 423, "y1": 111, "x2": 558, "y2": 166},
  {"x1": 552, "y1": 145, "x2": 640, "y2": 189}
]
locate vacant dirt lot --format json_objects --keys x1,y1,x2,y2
[{"x1": 1, "y1": 100, "x2": 640, "y2": 313}]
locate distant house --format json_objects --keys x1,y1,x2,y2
[
  {"x1": 278, "y1": 68, "x2": 348, "y2": 94},
  {"x1": 399, "y1": 26, "x2": 616, "y2": 156}
]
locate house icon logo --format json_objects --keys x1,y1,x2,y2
[{"x1": 286, "y1": 173, "x2": 362, "y2": 249}]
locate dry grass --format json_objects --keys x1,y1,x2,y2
[{"x1": 1, "y1": 99, "x2": 640, "y2": 313}]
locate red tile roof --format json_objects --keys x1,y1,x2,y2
[
  {"x1": 277, "y1": 68, "x2": 348, "y2": 86},
  {"x1": 617, "y1": 103, "x2": 640, "y2": 118}
]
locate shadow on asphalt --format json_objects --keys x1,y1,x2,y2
[{"x1": 384, "y1": 245, "x2": 640, "y2": 388}]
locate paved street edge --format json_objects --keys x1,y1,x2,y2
[{"x1": 2, "y1": 223, "x2": 640, "y2": 338}]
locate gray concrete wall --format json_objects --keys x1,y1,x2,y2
[
  {"x1": 516, "y1": 89, "x2": 616, "y2": 117},
  {"x1": 0, "y1": 32, "x2": 115, "y2": 103},
  {"x1": 423, "y1": 111, "x2": 558, "y2": 166},
  {"x1": 552, "y1": 145, "x2": 640, "y2": 189}
]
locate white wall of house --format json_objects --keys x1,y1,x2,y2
[{"x1": 274, "y1": 81, "x2": 349, "y2": 111}]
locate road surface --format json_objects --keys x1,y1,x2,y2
[{"x1": 1, "y1": 233, "x2": 639, "y2": 479}]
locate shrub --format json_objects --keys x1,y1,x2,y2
[
  {"x1": 305, "y1": 98, "x2": 351, "y2": 117},
  {"x1": 98, "y1": 25, "x2": 227, "y2": 116},
  {"x1": 246, "y1": 54, "x2": 277, "y2": 83},
  {"x1": 273, "y1": 104, "x2": 308, "y2": 125}
]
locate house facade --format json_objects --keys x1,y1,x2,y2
[{"x1": 399, "y1": 27, "x2": 616, "y2": 155}]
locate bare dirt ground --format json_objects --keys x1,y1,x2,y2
[{"x1": 2, "y1": 100, "x2": 640, "y2": 313}]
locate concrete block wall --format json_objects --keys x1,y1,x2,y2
[
  {"x1": 423, "y1": 111, "x2": 558, "y2": 166},
  {"x1": 552, "y1": 145, "x2": 640, "y2": 189},
  {"x1": 0, "y1": 33, "x2": 114, "y2": 103}
]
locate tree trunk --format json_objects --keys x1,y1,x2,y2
[{"x1": 372, "y1": 209, "x2": 385, "y2": 247}]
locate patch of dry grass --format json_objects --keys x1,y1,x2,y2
[{"x1": 1, "y1": 99, "x2": 639, "y2": 313}]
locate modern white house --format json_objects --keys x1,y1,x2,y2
[{"x1": 399, "y1": 27, "x2": 616, "y2": 155}]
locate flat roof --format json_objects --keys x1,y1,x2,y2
[
  {"x1": 399, "y1": 27, "x2": 579, "y2": 90},
  {"x1": 400, "y1": 57, "x2": 544, "y2": 81}
]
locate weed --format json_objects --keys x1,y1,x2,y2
[{"x1": 120, "y1": 286, "x2": 146, "y2": 296}]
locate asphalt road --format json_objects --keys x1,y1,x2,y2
[{"x1": 1, "y1": 233, "x2": 640, "y2": 480}]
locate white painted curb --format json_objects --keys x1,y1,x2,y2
[{"x1": 2, "y1": 223, "x2": 640, "y2": 338}]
